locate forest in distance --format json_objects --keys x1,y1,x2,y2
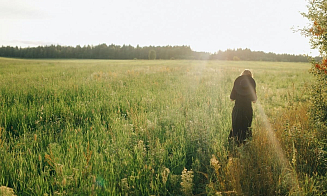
[{"x1": 0, "y1": 44, "x2": 318, "y2": 62}]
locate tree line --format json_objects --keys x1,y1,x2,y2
[{"x1": 0, "y1": 44, "x2": 316, "y2": 62}]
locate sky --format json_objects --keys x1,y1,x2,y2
[{"x1": 0, "y1": 0, "x2": 319, "y2": 56}]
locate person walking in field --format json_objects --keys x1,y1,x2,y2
[{"x1": 229, "y1": 69, "x2": 257, "y2": 145}]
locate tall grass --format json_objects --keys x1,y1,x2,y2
[{"x1": 0, "y1": 57, "x2": 319, "y2": 195}]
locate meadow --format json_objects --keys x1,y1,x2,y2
[{"x1": 0, "y1": 57, "x2": 321, "y2": 195}]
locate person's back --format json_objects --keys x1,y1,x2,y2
[{"x1": 229, "y1": 70, "x2": 257, "y2": 145}]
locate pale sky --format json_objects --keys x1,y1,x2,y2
[{"x1": 0, "y1": 0, "x2": 319, "y2": 56}]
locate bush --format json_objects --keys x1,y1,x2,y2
[{"x1": 301, "y1": 0, "x2": 327, "y2": 153}]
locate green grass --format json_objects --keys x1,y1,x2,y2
[{"x1": 0, "y1": 57, "x2": 317, "y2": 195}]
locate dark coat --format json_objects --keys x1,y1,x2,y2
[{"x1": 229, "y1": 75, "x2": 257, "y2": 144}]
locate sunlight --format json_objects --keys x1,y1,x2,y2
[{"x1": 254, "y1": 100, "x2": 301, "y2": 192}]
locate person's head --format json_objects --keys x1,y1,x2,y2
[{"x1": 240, "y1": 69, "x2": 253, "y2": 77}]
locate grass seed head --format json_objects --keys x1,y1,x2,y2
[{"x1": 62, "y1": 178, "x2": 67, "y2": 187}]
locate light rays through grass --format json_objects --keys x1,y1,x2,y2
[{"x1": 255, "y1": 100, "x2": 301, "y2": 193}]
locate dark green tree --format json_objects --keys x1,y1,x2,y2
[
  {"x1": 148, "y1": 50, "x2": 156, "y2": 60},
  {"x1": 0, "y1": 44, "x2": 314, "y2": 61}
]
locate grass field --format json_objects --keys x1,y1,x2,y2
[{"x1": 0, "y1": 57, "x2": 320, "y2": 195}]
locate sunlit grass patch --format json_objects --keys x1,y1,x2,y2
[{"x1": 0, "y1": 58, "x2": 321, "y2": 195}]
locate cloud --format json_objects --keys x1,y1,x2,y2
[
  {"x1": 0, "y1": 1, "x2": 48, "y2": 20},
  {"x1": 9, "y1": 40, "x2": 57, "y2": 47}
]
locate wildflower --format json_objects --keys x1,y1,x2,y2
[
  {"x1": 0, "y1": 186, "x2": 16, "y2": 196},
  {"x1": 180, "y1": 168, "x2": 193, "y2": 195},
  {"x1": 210, "y1": 155, "x2": 220, "y2": 168},
  {"x1": 162, "y1": 167, "x2": 170, "y2": 185}
]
